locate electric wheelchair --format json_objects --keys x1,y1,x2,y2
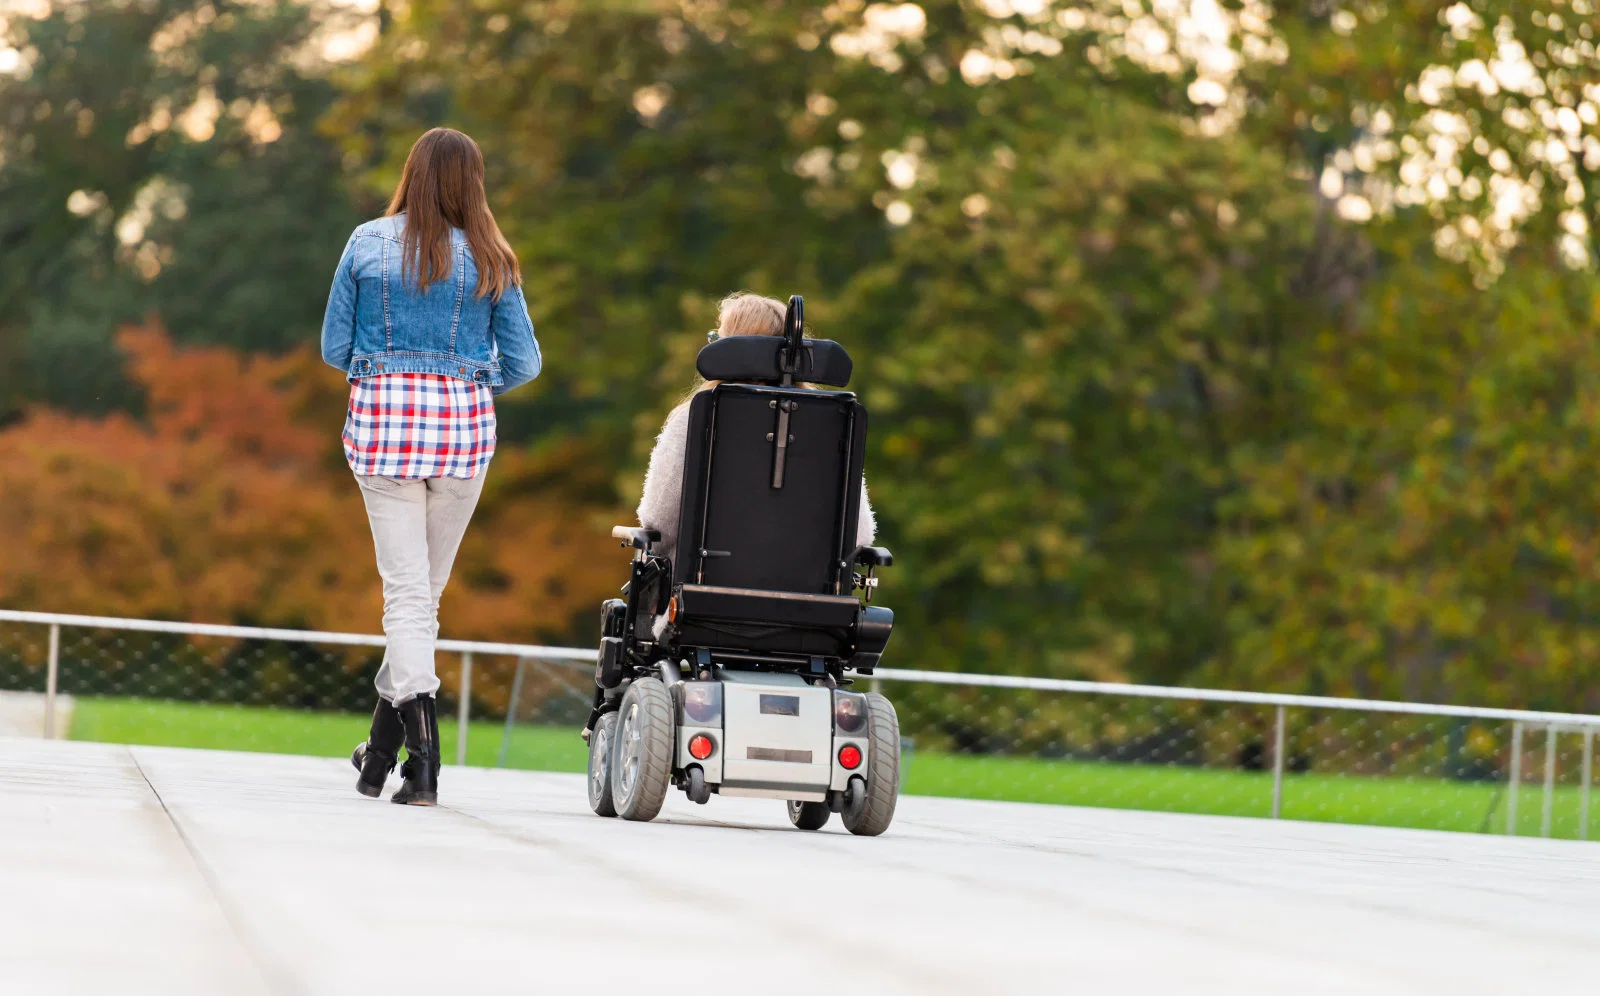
[{"x1": 585, "y1": 296, "x2": 900, "y2": 835}]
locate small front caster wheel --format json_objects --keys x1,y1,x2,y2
[
  {"x1": 686, "y1": 765, "x2": 711, "y2": 804},
  {"x1": 787, "y1": 799, "x2": 830, "y2": 831}
]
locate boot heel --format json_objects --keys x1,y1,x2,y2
[{"x1": 351, "y1": 700, "x2": 404, "y2": 799}]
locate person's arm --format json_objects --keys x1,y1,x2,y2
[
  {"x1": 320, "y1": 232, "x2": 359, "y2": 373},
  {"x1": 855, "y1": 479, "x2": 877, "y2": 548},
  {"x1": 637, "y1": 404, "x2": 689, "y2": 544},
  {"x1": 490, "y1": 283, "x2": 543, "y2": 396}
]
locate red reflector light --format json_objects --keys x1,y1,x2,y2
[
  {"x1": 688, "y1": 734, "x2": 715, "y2": 760},
  {"x1": 838, "y1": 744, "x2": 862, "y2": 770}
]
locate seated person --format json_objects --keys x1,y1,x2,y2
[{"x1": 636, "y1": 291, "x2": 876, "y2": 567}]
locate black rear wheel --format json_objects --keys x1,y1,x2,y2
[{"x1": 841, "y1": 692, "x2": 900, "y2": 836}]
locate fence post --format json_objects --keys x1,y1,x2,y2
[
  {"x1": 1581, "y1": 729, "x2": 1593, "y2": 842},
  {"x1": 1271, "y1": 704, "x2": 1286, "y2": 819},
  {"x1": 1507, "y1": 721, "x2": 1523, "y2": 835},
  {"x1": 497, "y1": 656, "x2": 527, "y2": 769},
  {"x1": 456, "y1": 651, "x2": 473, "y2": 767},
  {"x1": 43, "y1": 623, "x2": 60, "y2": 740},
  {"x1": 1540, "y1": 724, "x2": 1557, "y2": 839}
]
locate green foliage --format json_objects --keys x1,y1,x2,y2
[
  {"x1": 1215, "y1": 234, "x2": 1600, "y2": 710},
  {"x1": 5, "y1": 1, "x2": 1600, "y2": 711},
  {"x1": 327, "y1": 1, "x2": 901, "y2": 451},
  {"x1": 336, "y1": 0, "x2": 1600, "y2": 709},
  {"x1": 337, "y1": 1, "x2": 1310, "y2": 683},
  {"x1": 0, "y1": 0, "x2": 364, "y2": 416},
  {"x1": 836, "y1": 64, "x2": 1320, "y2": 683},
  {"x1": 1251, "y1": 0, "x2": 1600, "y2": 272}
]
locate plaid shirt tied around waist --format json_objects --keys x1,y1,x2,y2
[{"x1": 343, "y1": 373, "x2": 497, "y2": 480}]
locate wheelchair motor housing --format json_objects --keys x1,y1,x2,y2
[{"x1": 595, "y1": 662, "x2": 900, "y2": 835}]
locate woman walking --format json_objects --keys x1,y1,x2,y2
[{"x1": 321, "y1": 127, "x2": 541, "y2": 805}]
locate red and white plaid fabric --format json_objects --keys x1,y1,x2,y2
[{"x1": 343, "y1": 373, "x2": 497, "y2": 480}]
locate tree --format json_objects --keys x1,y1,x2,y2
[
  {"x1": 8, "y1": 0, "x2": 1599, "y2": 715},
  {"x1": 837, "y1": 83, "x2": 1319, "y2": 684},
  {"x1": 0, "y1": 321, "x2": 619, "y2": 646},
  {"x1": 0, "y1": 0, "x2": 366, "y2": 418},
  {"x1": 1248, "y1": 0, "x2": 1600, "y2": 276},
  {"x1": 326, "y1": 0, "x2": 902, "y2": 456},
  {"x1": 339, "y1": 1, "x2": 1316, "y2": 684},
  {"x1": 1212, "y1": 223, "x2": 1600, "y2": 711}
]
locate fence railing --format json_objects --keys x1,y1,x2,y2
[
  {"x1": 1, "y1": 609, "x2": 1596, "y2": 840},
  {"x1": 0, "y1": 609, "x2": 595, "y2": 767}
]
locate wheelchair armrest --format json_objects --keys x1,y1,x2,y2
[
  {"x1": 853, "y1": 546, "x2": 894, "y2": 568},
  {"x1": 612, "y1": 526, "x2": 662, "y2": 551}
]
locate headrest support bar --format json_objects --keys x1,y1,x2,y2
[{"x1": 779, "y1": 295, "x2": 806, "y2": 387}]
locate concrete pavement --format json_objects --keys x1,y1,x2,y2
[{"x1": 0, "y1": 737, "x2": 1595, "y2": 995}]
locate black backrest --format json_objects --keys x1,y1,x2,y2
[{"x1": 673, "y1": 383, "x2": 868, "y2": 594}]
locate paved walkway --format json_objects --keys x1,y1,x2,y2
[{"x1": 0, "y1": 737, "x2": 1595, "y2": 995}]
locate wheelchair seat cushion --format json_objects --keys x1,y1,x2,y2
[
  {"x1": 671, "y1": 585, "x2": 862, "y2": 659},
  {"x1": 675, "y1": 585, "x2": 861, "y2": 628}
]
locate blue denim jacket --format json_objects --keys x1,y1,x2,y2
[{"x1": 320, "y1": 215, "x2": 542, "y2": 395}]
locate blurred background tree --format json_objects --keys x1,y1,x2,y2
[
  {"x1": 2, "y1": 0, "x2": 1598, "y2": 710},
  {"x1": 0, "y1": 0, "x2": 367, "y2": 417},
  {"x1": 0, "y1": 319, "x2": 615, "y2": 642}
]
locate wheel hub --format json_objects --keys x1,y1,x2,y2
[{"x1": 590, "y1": 723, "x2": 611, "y2": 796}]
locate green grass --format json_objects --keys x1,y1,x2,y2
[
  {"x1": 903, "y1": 751, "x2": 1597, "y2": 838},
  {"x1": 70, "y1": 698, "x2": 588, "y2": 772},
  {"x1": 69, "y1": 697, "x2": 1599, "y2": 840}
]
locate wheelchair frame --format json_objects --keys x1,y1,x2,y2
[{"x1": 583, "y1": 296, "x2": 901, "y2": 835}]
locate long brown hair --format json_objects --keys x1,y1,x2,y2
[{"x1": 385, "y1": 127, "x2": 520, "y2": 300}]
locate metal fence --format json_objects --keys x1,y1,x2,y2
[{"x1": 1, "y1": 609, "x2": 1596, "y2": 841}]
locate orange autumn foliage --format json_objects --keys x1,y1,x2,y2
[{"x1": 0, "y1": 321, "x2": 619, "y2": 647}]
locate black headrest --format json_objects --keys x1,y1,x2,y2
[{"x1": 696, "y1": 335, "x2": 853, "y2": 387}]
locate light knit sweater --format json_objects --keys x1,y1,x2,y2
[{"x1": 637, "y1": 402, "x2": 876, "y2": 567}]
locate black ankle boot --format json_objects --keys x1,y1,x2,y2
[
  {"x1": 351, "y1": 698, "x2": 404, "y2": 798},
  {"x1": 391, "y1": 694, "x2": 440, "y2": 806}
]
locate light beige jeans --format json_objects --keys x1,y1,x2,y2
[{"x1": 355, "y1": 473, "x2": 487, "y2": 704}]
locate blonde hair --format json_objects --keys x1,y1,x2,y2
[
  {"x1": 714, "y1": 291, "x2": 786, "y2": 338},
  {"x1": 676, "y1": 292, "x2": 789, "y2": 407}
]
